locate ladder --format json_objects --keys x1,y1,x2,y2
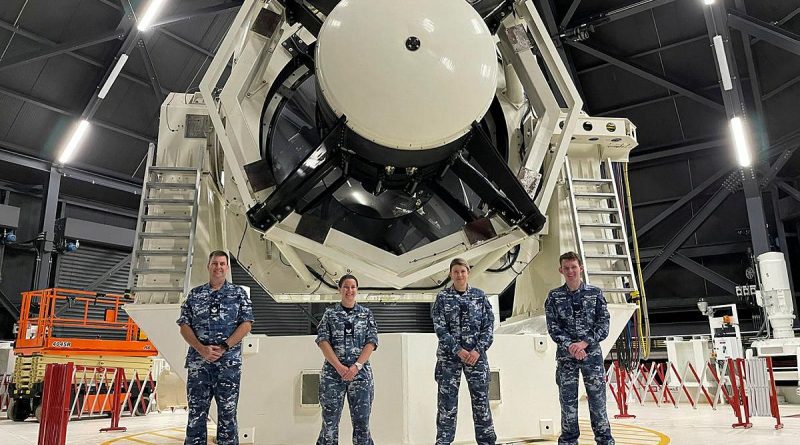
[
  {"x1": 565, "y1": 157, "x2": 637, "y2": 301},
  {"x1": 128, "y1": 145, "x2": 204, "y2": 304}
]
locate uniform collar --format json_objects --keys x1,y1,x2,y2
[
  {"x1": 204, "y1": 280, "x2": 230, "y2": 292},
  {"x1": 334, "y1": 302, "x2": 362, "y2": 314},
  {"x1": 449, "y1": 284, "x2": 471, "y2": 294},
  {"x1": 561, "y1": 281, "x2": 586, "y2": 293}
]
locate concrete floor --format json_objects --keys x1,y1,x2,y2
[{"x1": 1, "y1": 401, "x2": 799, "y2": 444}]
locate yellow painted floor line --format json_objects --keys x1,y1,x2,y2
[{"x1": 143, "y1": 431, "x2": 184, "y2": 442}]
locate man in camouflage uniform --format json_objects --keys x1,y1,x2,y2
[
  {"x1": 177, "y1": 250, "x2": 254, "y2": 445},
  {"x1": 432, "y1": 258, "x2": 496, "y2": 445},
  {"x1": 545, "y1": 251, "x2": 614, "y2": 445},
  {"x1": 315, "y1": 274, "x2": 379, "y2": 445}
]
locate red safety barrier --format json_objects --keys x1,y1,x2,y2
[
  {"x1": 99, "y1": 368, "x2": 126, "y2": 433},
  {"x1": 121, "y1": 369, "x2": 156, "y2": 416},
  {"x1": 38, "y1": 363, "x2": 74, "y2": 445},
  {"x1": 621, "y1": 358, "x2": 784, "y2": 430},
  {"x1": 765, "y1": 357, "x2": 784, "y2": 430},
  {"x1": 608, "y1": 361, "x2": 636, "y2": 419}
]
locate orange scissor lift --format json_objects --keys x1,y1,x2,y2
[{"x1": 8, "y1": 288, "x2": 158, "y2": 422}]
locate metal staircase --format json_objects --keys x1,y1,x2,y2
[
  {"x1": 128, "y1": 146, "x2": 203, "y2": 304},
  {"x1": 565, "y1": 157, "x2": 638, "y2": 301}
]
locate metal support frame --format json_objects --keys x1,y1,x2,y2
[
  {"x1": 640, "y1": 144, "x2": 796, "y2": 281},
  {"x1": 564, "y1": 40, "x2": 725, "y2": 112},
  {"x1": 637, "y1": 167, "x2": 729, "y2": 237},
  {"x1": 0, "y1": 29, "x2": 124, "y2": 72},
  {"x1": 538, "y1": 0, "x2": 588, "y2": 104},
  {"x1": 86, "y1": 253, "x2": 132, "y2": 291},
  {"x1": 0, "y1": 19, "x2": 160, "y2": 92},
  {"x1": 727, "y1": 8, "x2": 800, "y2": 58},
  {"x1": 777, "y1": 181, "x2": 800, "y2": 204},
  {"x1": 704, "y1": 1, "x2": 771, "y2": 256},
  {"x1": 560, "y1": 0, "x2": 583, "y2": 29},
  {"x1": 0, "y1": 288, "x2": 20, "y2": 319},
  {"x1": 137, "y1": 37, "x2": 166, "y2": 106},
  {"x1": 630, "y1": 138, "x2": 725, "y2": 164},
  {"x1": 639, "y1": 241, "x2": 750, "y2": 261},
  {"x1": 770, "y1": 186, "x2": 798, "y2": 318},
  {"x1": 733, "y1": 0, "x2": 768, "y2": 152},
  {"x1": 567, "y1": 0, "x2": 677, "y2": 30},
  {"x1": 642, "y1": 184, "x2": 734, "y2": 282},
  {"x1": 0, "y1": 85, "x2": 154, "y2": 143},
  {"x1": 0, "y1": 146, "x2": 141, "y2": 194},
  {"x1": 669, "y1": 252, "x2": 738, "y2": 295},
  {"x1": 37, "y1": 167, "x2": 61, "y2": 289},
  {"x1": 578, "y1": 34, "x2": 707, "y2": 76},
  {"x1": 148, "y1": 1, "x2": 244, "y2": 29}
]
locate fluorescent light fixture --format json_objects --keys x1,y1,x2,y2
[
  {"x1": 58, "y1": 120, "x2": 91, "y2": 164},
  {"x1": 730, "y1": 117, "x2": 751, "y2": 167},
  {"x1": 703, "y1": 0, "x2": 715, "y2": 5},
  {"x1": 97, "y1": 53, "x2": 129, "y2": 99},
  {"x1": 137, "y1": 0, "x2": 167, "y2": 31},
  {"x1": 712, "y1": 35, "x2": 732, "y2": 91}
]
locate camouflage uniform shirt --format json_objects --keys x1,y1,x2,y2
[
  {"x1": 176, "y1": 281, "x2": 254, "y2": 368},
  {"x1": 544, "y1": 281, "x2": 610, "y2": 359},
  {"x1": 431, "y1": 286, "x2": 494, "y2": 360},
  {"x1": 315, "y1": 303, "x2": 379, "y2": 366}
]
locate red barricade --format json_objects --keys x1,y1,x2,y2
[{"x1": 38, "y1": 363, "x2": 74, "y2": 445}]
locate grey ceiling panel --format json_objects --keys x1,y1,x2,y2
[{"x1": 4, "y1": 103, "x2": 67, "y2": 159}]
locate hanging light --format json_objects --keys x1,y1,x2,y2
[
  {"x1": 730, "y1": 117, "x2": 752, "y2": 168},
  {"x1": 137, "y1": 0, "x2": 167, "y2": 31},
  {"x1": 58, "y1": 120, "x2": 91, "y2": 164}
]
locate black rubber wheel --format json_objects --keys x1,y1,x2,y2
[{"x1": 8, "y1": 398, "x2": 31, "y2": 422}]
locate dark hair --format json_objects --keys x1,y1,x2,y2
[
  {"x1": 208, "y1": 250, "x2": 229, "y2": 263},
  {"x1": 559, "y1": 251, "x2": 582, "y2": 266},
  {"x1": 338, "y1": 274, "x2": 358, "y2": 288},
  {"x1": 449, "y1": 258, "x2": 470, "y2": 271}
]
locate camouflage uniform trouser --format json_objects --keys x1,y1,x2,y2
[
  {"x1": 316, "y1": 364, "x2": 375, "y2": 445},
  {"x1": 556, "y1": 352, "x2": 614, "y2": 445},
  {"x1": 185, "y1": 363, "x2": 241, "y2": 445},
  {"x1": 434, "y1": 358, "x2": 496, "y2": 445}
]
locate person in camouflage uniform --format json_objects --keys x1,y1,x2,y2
[
  {"x1": 545, "y1": 251, "x2": 614, "y2": 445},
  {"x1": 431, "y1": 258, "x2": 496, "y2": 445},
  {"x1": 315, "y1": 274, "x2": 379, "y2": 445},
  {"x1": 177, "y1": 250, "x2": 254, "y2": 445}
]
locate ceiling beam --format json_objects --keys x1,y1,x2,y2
[
  {"x1": 564, "y1": 40, "x2": 725, "y2": 112},
  {"x1": 137, "y1": 37, "x2": 165, "y2": 106},
  {"x1": 0, "y1": 29, "x2": 124, "y2": 72},
  {"x1": 0, "y1": 19, "x2": 162, "y2": 92},
  {"x1": 630, "y1": 138, "x2": 725, "y2": 164},
  {"x1": 0, "y1": 146, "x2": 141, "y2": 194},
  {"x1": 577, "y1": 34, "x2": 707, "y2": 76},
  {"x1": 565, "y1": 0, "x2": 677, "y2": 32},
  {"x1": 0, "y1": 85, "x2": 155, "y2": 142},
  {"x1": 669, "y1": 252, "x2": 738, "y2": 295},
  {"x1": 149, "y1": 1, "x2": 243, "y2": 29},
  {"x1": 637, "y1": 167, "x2": 729, "y2": 237},
  {"x1": 728, "y1": 8, "x2": 800, "y2": 58},
  {"x1": 560, "y1": 0, "x2": 583, "y2": 29}
]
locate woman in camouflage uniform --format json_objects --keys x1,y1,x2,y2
[{"x1": 315, "y1": 274, "x2": 379, "y2": 445}]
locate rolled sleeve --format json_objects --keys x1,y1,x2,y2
[
  {"x1": 315, "y1": 310, "x2": 331, "y2": 346},
  {"x1": 365, "y1": 310, "x2": 379, "y2": 350}
]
